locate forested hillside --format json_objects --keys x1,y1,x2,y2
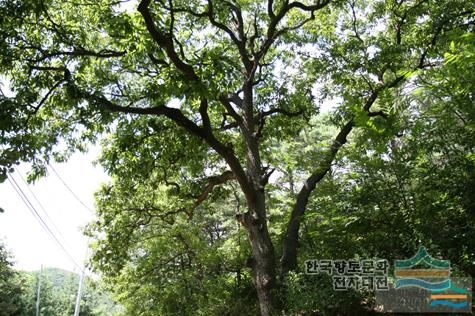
[{"x1": 0, "y1": 243, "x2": 122, "y2": 316}]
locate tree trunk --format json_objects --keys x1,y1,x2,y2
[
  {"x1": 249, "y1": 223, "x2": 277, "y2": 316},
  {"x1": 281, "y1": 121, "x2": 354, "y2": 275},
  {"x1": 232, "y1": 79, "x2": 278, "y2": 314},
  {"x1": 238, "y1": 191, "x2": 278, "y2": 315},
  {"x1": 281, "y1": 188, "x2": 309, "y2": 275}
]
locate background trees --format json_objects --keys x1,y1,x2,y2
[
  {"x1": 0, "y1": 242, "x2": 25, "y2": 316},
  {"x1": 1, "y1": 0, "x2": 474, "y2": 314},
  {"x1": 0, "y1": 241, "x2": 122, "y2": 316},
  {"x1": 24, "y1": 267, "x2": 123, "y2": 316}
]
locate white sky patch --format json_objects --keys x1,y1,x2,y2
[
  {"x1": 117, "y1": 0, "x2": 138, "y2": 13},
  {"x1": 416, "y1": 15, "x2": 430, "y2": 24},
  {"x1": 0, "y1": 76, "x2": 15, "y2": 97},
  {"x1": 319, "y1": 98, "x2": 340, "y2": 113},
  {"x1": 312, "y1": 81, "x2": 341, "y2": 113},
  {"x1": 167, "y1": 98, "x2": 182, "y2": 109},
  {"x1": 0, "y1": 147, "x2": 109, "y2": 272},
  {"x1": 367, "y1": 45, "x2": 380, "y2": 59},
  {"x1": 372, "y1": 17, "x2": 389, "y2": 34}
]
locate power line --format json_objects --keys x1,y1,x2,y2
[
  {"x1": 8, "y1": 175, "x2": 83, "y2": 271},
  {"x1": 48, "y1": 164, "x2": 95, "y2": 215},
  {"x1": 7, "y1": 174, "x2": 84, "y2": 273},
  {"x1": 13, "y1": 167, "x2": 70, "y2": 247}
]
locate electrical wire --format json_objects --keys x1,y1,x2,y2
[
  {"x1": 45, "y1": 164, "x2": 94, "y2": 274},
  {"x1": 47, "y1": 164, "x2": 95, "y2": 215},
  {"x1": 13, "y1": 167, "x2": 70, "y2": 247},
  {"x1": 7, "y1": 174, "x2": 85, "y2": 273}
]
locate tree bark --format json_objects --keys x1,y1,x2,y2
[
  {"x1": 238, "y1": 190, "x2": 278, "y2": 316},
  {"x1": 236, "y1": 79, "x2": 278, "y2": 315},
  {"x1": 281, "y1": 121, "x2": 354, "y2": 275}
]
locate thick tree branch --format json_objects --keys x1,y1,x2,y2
[
  {"x1": 287, "y1": 0, "x2": 330, "y2": 12},
  {"x1": 264, "y1": 0, "x2": 330, "y2": 45},
  {"x1": 189, "y1": 170, "x2": 235, "y2": 214},
  {"x1": 280, "y1": 119, "x2": 354, "y2": 274},
  {"x1": 223, "y1": 0, "x2": 247, "y2": 43},
  {"x1": 218, "y1": 94, "x2": 244, "y2": 127},
  {"x1": 70, "y1": 84, "x2": 256, "y2": 206},
  {"x1": 280, "y1": 52, "x2": 435, "y2": 274},
  {"x1": 220, "y1": 115, "x2": 240, "y2": 131},
  {"x1": 368, "y1": 110, "x2": 389, "y2": 118},
  {"x1": 207, "y1": 0, "x2": 252, "y2": 71},
  {"x1": 198, "y1": 98, "x2": 212, "y2": 131},
  {"x1": 261, "y1": 108, "x2": 304, "y2": 118},
  {"x1": 267, "y1": 0, "x2": 275, "y2": 19},
  {"x1": 350, "y1": 1, "x2": 364, "y2": 44},
  {"x1": 255, "y1": 108, "x2": 304, "y2": 139},
  {"x1": 45, "y1": 48, "x2": 124, "y2": 61},
  {"x1": 138, "y1": 0, "x2": 199, "y2": 82},
  {"x1": 255, "y1": 0, "x2": 330, "y2": 80},
  {"x1": 33, "y1": 79, "x2": 65, "y2": 114},
  {"x1": 173, "y1": 1, "x2": 251, "y2": 71}
]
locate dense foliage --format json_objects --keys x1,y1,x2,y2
[
  {"x1": 0, "y1": 242, "x2": 24, "y2": 316},
  {"x1": 1, "y1": 0, "x2": 474, "y2": 314}
]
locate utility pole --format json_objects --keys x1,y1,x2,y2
[
  {"x1": 35, "y1": 265, "x2": 43, "y2": 316},
  {"x1": 73, "y1": 269, "x2": 85, "y2": 316}
]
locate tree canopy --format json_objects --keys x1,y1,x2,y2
[{"x1": 0, "y1": 0, "x2": 474, "y2": 314}]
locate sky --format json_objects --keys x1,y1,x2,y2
[{"x1": 0, "y1": 147, "x2": 109, "y2": 273}]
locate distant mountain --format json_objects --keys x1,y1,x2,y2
[
  {"x1": 26, "y1": 267, "x2": 79, "y2": 288},
  {"x1": 18, "y1": 267, "x2": 123, "y2": 316}
]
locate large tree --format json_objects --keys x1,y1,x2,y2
[{"x1": 0, "y1": 0, "x2": 473, "y2": 313}]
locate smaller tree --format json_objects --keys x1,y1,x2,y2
[{"x1": 0, "y1": 242, "x2": 26, "y2": 316}]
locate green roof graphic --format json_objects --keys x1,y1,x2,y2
[{"x1": 395, "y1": 246, "x2": 450, "y2": 269}]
